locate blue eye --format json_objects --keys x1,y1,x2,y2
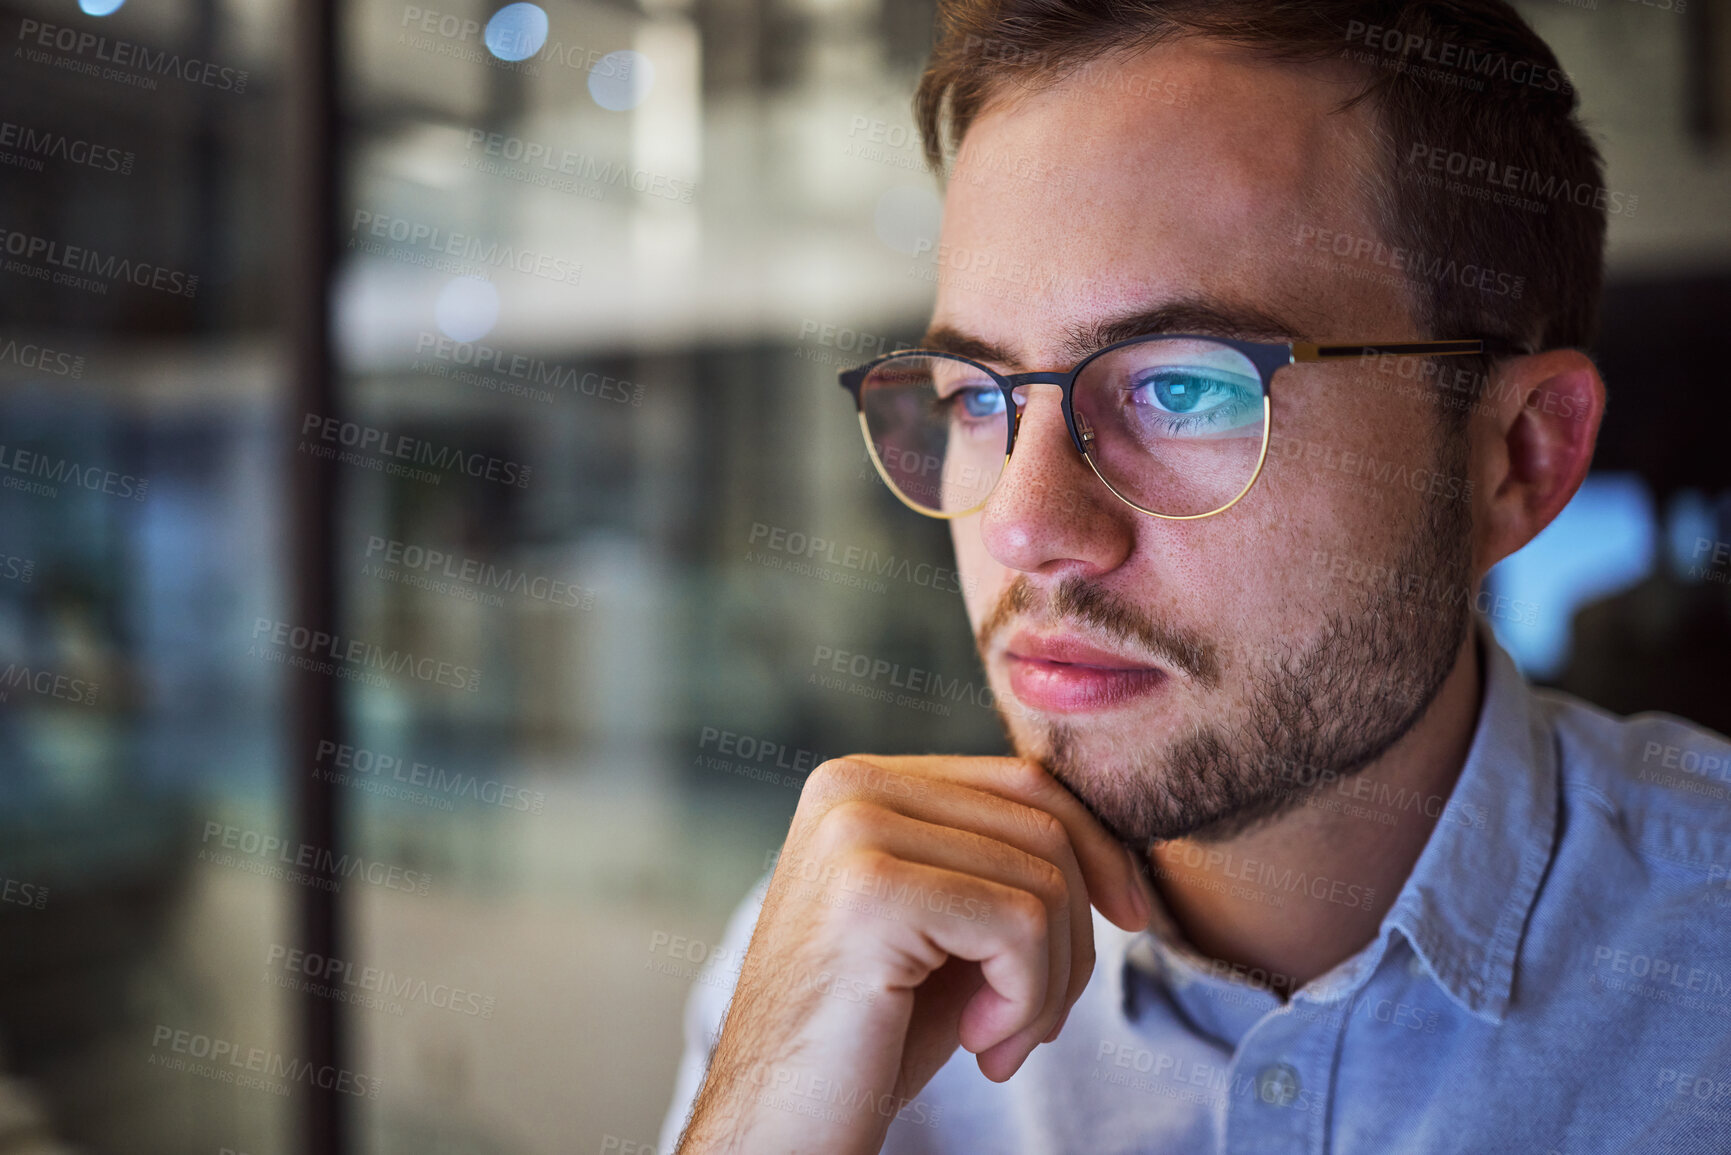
[
  {"x1": 953, "y1": 385, "x2": 1005, "y2": 419},
  {"x1": 1135, "y1": 370, "x2": 1252, "y2": 414}
]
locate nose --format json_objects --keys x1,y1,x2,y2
[{"x1": 978, "y1": 382, "x2": 1137, "y2": 577}]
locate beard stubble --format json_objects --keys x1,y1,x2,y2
[{"x1": 976, "y1": 434, "x2": 1474, "y2": 850}]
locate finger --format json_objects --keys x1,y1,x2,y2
[
  {"x1": 802, "y1": 764, "x2": 1102, "y2": 1080},
  {"x1": 800, "y1": 801, "x2": 1074, "y2": 1058},
  {"x1": 840, "y1": 755, "x2": 1154, "y2": 933},
  {"x1": 816, "y1": 850, "x2": 1051, "y2": 1053},
  {"x1": 800, "y1": 764, "x2": 1097, "y2": 1042}
]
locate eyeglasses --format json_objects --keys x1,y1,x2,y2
[{"x1": 838, "y1": 333, "x2": 1519, "y2": 520}]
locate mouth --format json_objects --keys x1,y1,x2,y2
[{"x1": 1002, "y1": 631, "x2": 1170, "y2": 713}]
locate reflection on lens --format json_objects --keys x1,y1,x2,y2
[
  {"x1": 1074, "y1": 338, "x2": 1266, "y2": 517},
  {"x1": 858, "y1": 355, "x2": 1007, "y2": 515}
]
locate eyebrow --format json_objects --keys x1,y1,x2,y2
[{"x1": 919, "y1": 297, "x2": 1307, "y2": 370}]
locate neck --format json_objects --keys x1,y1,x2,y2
[{"x1": 1144, "y1": 627, "x2": 1485, "y2": 999}]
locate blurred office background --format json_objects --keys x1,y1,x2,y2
[{"x1": 0, "y1": 0, "x2": 1726, "y2": 1151}]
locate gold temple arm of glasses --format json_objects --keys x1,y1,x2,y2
[{"x1": 1291, "y1": 339, "x2": 1486, "y2": 362}]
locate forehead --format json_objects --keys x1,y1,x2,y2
[{"x1": 933, "y1": 39, "x2": 1411, "y2": 364}]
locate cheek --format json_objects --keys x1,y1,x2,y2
[
  {"x1": 1244, "y1": 443, "x2": 1451, "y2": 647},
  {"x1": 1260, "y1": 379, "x2": 1432, "y2": 551},
  {"x1": 950, "y1": 516, "x2": 1004, "y2": 631}
]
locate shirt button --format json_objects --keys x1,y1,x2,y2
[{"x1": 1256, "y1": 1063, "x2": 1300, "y2": 1107}]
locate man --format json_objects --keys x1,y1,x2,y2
[{"x1": 662, "y1": 2, "x2": 1731, "y2": 1151}]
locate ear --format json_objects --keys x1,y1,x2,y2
[{"x1": 1468, "y1": 349, "x2": 1606, "y2": 578}]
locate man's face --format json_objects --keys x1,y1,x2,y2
[{"x1": 937, "y1": 41, "x2": 1476, "y2": 848}]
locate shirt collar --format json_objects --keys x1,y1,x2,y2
[
  {"x1": 1375, "y1": 618, "x2": 1558, "y2": 1023},
  {"x1": 1114, "y1": 617, "x2": 1559, "y2": 1028}
]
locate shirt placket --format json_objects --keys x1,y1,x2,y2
[{"x1": 1218, "y1": 995, "x2": 1348, "y2": 1155}]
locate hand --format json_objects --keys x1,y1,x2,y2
[{"x1": 677, "y1": 755, "x2": 1155, "y2": 1154}]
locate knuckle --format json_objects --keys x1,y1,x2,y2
[
  {"x1": 817, "y1": 797, "x2": 884, "y2": 848},
  {"x1": 1028, "y1": 855, "x2": 1068, "y2": 906},
  {"x1": 1002, "y1": 889, "x2": 1049, "y2": 945},
  {"x1": 802, "y1": 756, "x2": 862, "y2": 804},
  {"x1": 841, "y1": 845, "x2": 899, "y2": 885},
  {"x1": 1002, "y1": 757, "x2": 1051, "y2": 799},
  {"x1": 1020, "y1": 806, "x2": 1068, "y2": 858}
]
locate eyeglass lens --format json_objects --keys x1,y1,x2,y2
[{"x1": 857, "y1": 338, "x2": 1267, "y2": 517}]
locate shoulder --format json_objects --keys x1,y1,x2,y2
[
  {"x1": 1541, "y1": 687, "x2": 1731, "y2": 798},
  {"x1": 1528, "y1": 689, "x2": 1731, "y2": 968},
  {"x1": 1539, "y1": 688, "x2": 1731, "y2": 878},
  {"x1": 1470, "y1": 691, "x2": 1731, "y2": 1138}
]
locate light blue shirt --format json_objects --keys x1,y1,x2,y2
[{"x1": 661, "y1": 624, "x2": 1731, "y2": 1153}]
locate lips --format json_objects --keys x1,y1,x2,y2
[{"x1": 1002, "y1": 631, "x2": 1169, "y2": 713}]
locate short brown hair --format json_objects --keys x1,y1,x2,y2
[{"x1": 914, "y1": 0, "x2": 1608, "y2": 367}]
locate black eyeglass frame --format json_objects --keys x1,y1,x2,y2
[{"x1": 838, "y1": 333, "x2": 1527, "y2": 520}]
